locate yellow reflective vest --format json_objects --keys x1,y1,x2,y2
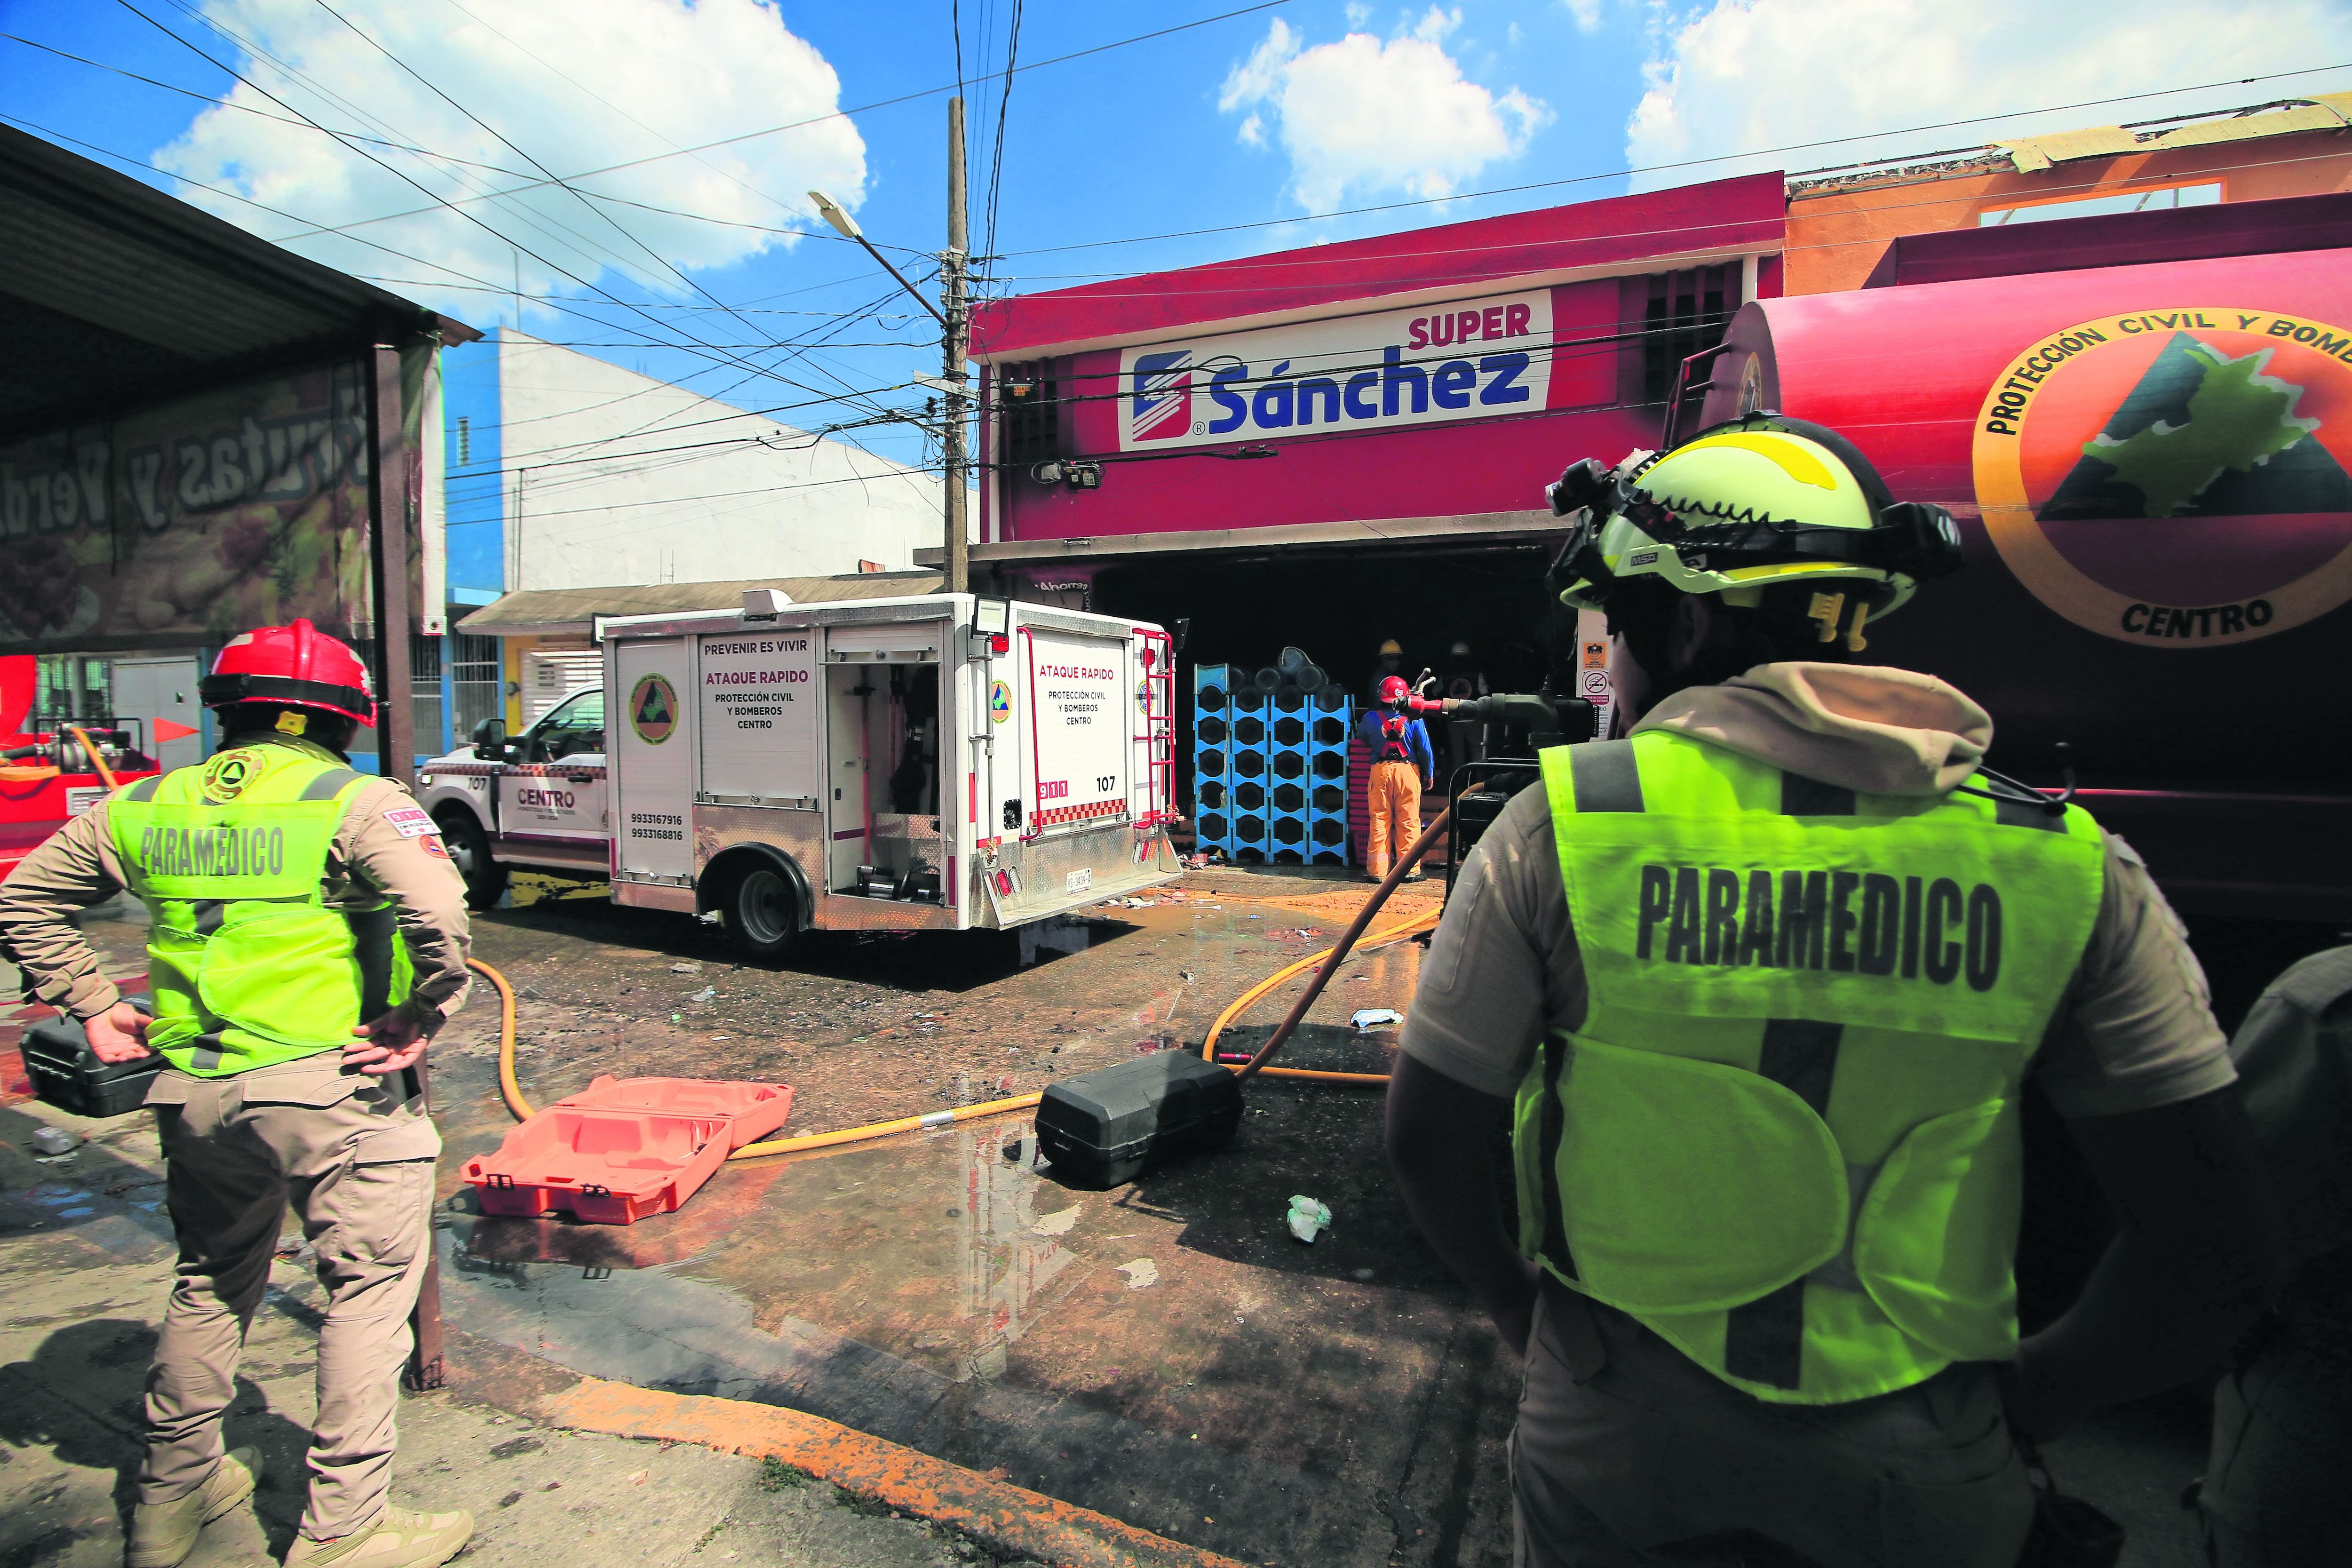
[
  {"x1": 108, "y1": 740, "x2": 411, "y2": 1077},
  {"x1": 1515, "y1": 731, "x2": 2105, "y2": 1403}
]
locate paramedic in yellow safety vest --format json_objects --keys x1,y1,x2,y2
[
  {"x1": 0, "y1": 620, "x2": 477, "y2": 1568},
  {"x1": 1383, "y1": 415, "x2": 2282, "y2": 1568}
]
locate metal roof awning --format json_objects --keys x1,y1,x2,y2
[
  {"x1": 916, "y1": 510, "x2": 1564, "y2": 570},
  {"x1": 456, "y1": 572, "x2": 947, "y2": 637},
  {"x1": 0, "y1": 123, "x2": 477, "y2": 439}
]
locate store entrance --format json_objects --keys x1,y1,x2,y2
[{"x1": 1080, "y1": 542, "x2": 1568, "y2": 817}]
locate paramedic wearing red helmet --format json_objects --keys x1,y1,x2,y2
[
  {"x1": 1358, "y1": 674, "x2": 1435, "y2": 882},
  {"x1": 0, "y1": 621, "x2": 476, "y2": 1568}
]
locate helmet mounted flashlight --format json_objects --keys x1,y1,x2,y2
[{"x1": 1546, "y1": 415, "x2": 1963, "y2": 615}]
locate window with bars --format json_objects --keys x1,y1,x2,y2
[
  {"x1": 998, "y1": 360, "x2": 1061, "y2": 469},
  {"x1": 346, "y1": 637, "x2": 453, "y2": 753},
  {"x1": 407, "y1": 634, "x2": 445, "y2": 755},
  {"x1": 448, "y1": 631, "x2": 503, "y2": 740},
  {"x1": 1638, "y1": 265, "x2": 1737, "y2": 407}
]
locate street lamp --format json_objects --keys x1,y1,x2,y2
[
  {"x1": 808, "y1": 173, "x2": 969, "y2": 598},
  {"x1": 807, "y1": 189, "x2": 945, "y2": 327}
]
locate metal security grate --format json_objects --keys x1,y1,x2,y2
[
  {"x1": 1642, "y1": 265, "x2": 1735, "y2": 406},
  {"x1": 999, "y1": 360, "x2": 1061, "y2": 469},
  {"x1": 448, "y1": 631, "x2": 502, "y2": 739}
]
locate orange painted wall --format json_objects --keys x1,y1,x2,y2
[{"x1": 1786, "y1": 128, "x2": 2352, "y2": 294}]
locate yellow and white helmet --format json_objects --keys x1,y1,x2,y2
[{"x1": 1548, "y1": 415, "x2": 1963, "y2": 638}]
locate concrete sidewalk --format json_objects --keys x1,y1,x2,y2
[{"x1": 0, "y1": 1103, "x2": 1036, "y2": 1568}]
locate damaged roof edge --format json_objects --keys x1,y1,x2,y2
[{"x1": 1789, "y1": 94, "x2": 2352, "y2": 194}]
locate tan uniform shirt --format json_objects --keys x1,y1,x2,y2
[
  {"x1": 0, "y1": 735, "x2": 472, "y2": 1030},
  {"x1": 1401, "y1": 662, "x2": 2235, "y2": 1119}
]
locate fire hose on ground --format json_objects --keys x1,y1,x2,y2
[{"x1": 470, "y1": 804, "x2": 1453, "y2": 1154}]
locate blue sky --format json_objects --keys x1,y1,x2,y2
[{"x1": 7, "y1": 0, "x2": 2350, "y2": 475}]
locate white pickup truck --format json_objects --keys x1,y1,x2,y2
[{"x1": 415, "y1": 591, "x2": 1182, "y2": 959}]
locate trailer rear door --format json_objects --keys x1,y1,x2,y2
[
  {"x1": 611, "y1": 638, "x2": 692, "y2": 883},
  {"x1": 1022, "y1": 626, "x2": 1129, "y2": 835}
]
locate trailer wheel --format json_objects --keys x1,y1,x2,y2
[
  {"x1": 438, "y1": 810, "x2": 509, "y2": 911},
  {"x1": 727, "y1": 865, "x2": 798, "y2": 962}
]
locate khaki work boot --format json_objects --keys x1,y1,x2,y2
[
  {"x1": 282, "y1": 1507, "x2": 474, "y2": 1568},
  {"x1": 127, "y1": 1447, "x2": 265, "y2": 1568}
]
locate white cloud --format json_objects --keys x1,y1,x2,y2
[
  {"x1": 154, "y1": 0, "x2": 866, "y2": 323},
  {"x1": 1220, "y1": 13, "x2": 1552, "y2": 213},
  {"x1": 1563, "y1": 0, "x2": 1604, "y2": 34},
  {"x1": 1626, "y1": 0, "x2": 2352, "y2": 190}
]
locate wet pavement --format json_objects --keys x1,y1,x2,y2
[
  {"x1": 416, "y1": 869, "x2": 1505, "y2": 1568},
  {"x1": 7, "y1": 865, "x2": 2328, "y2": 1567}
]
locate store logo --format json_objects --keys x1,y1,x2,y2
[
  {"x1": 1972, "y1": 309, "x2": 2352, "y2": 646},
  {"x1": 1117, "y1": 287, "x2": 1554, "y2": 454},
  {"x1": 628, "y1": 673, "x2": 678, "y2": 743},
  {"x1": 1128, "y1": 350, "x2": 1197, "y2": 443}
]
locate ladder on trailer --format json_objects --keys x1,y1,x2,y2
[{"x1": 1135, "y1": 628, "x2": 1176, "y2": 828}]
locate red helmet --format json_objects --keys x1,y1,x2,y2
[
  {"x1": 200, "y1": 619, "x2": 376, "y2": 727},
  {"x1": 1378, "y1": 675, "x2": 1410, "y2": 705}
]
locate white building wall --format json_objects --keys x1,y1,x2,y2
[{"x1": 495, "y1": 332, "x2": 942, "y2": 591}]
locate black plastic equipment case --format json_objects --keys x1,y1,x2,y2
[
  {"x1": 24, "y1": 995, "x2": 161, "y2": 1118},
  {"x1": 1036, "y1": 1051, "x2": 1242, "y2": 1188}
]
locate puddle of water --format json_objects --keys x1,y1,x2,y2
[{"x1": 441, "y1": 1095, "x2": 1485, "y2": 1565}]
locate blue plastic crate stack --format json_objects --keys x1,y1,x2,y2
[{"x1": 1192, "y1": 661, "x2": 1351, "y2": 866}]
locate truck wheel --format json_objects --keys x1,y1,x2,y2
[
  {"x1": 727, "y1": 865, "x2": 798, "y2": 962},
  {"x1": 438, "y1": 811, "x2": 509, "y2": 911}
]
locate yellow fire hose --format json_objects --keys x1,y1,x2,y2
[
  {"x1": 469, "y1": 955, "x2": 1041, "y2": 1160},
  {"x1": 472, "y1": 810, "x2": 1451, "y2": 1157},
  {"x1": 1198, "y1": 806, "x2": 1452, "y2": 1087}
]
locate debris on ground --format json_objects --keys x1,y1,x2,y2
[
  {"x1": 31, "y1": 1126, "x2": 79, "y2": 1156},
  {"x1": 668, "y1": 962, "x2": 703, "y2": 974},
  {"x1": 1349, "y1": 1009, "x2": 1404, "y2": 1032},
  {"x1": 1287, "y1": 1194, "x2": 1333, "y2": 1243},
  {"x1": 686, "y1": 986, "x2": 717, "y2": 1003},
  {"x1": 1115, "y1": 1258, "x2": 1160, "y2": 1289}
]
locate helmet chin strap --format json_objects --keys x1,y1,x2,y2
[{"x1": 1630, "y1": 589, "x2": 1845, "y2": 704}]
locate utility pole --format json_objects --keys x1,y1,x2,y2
[
  {"x1": 941, "y1": 95, "x2": 970, "y2": 597},
  {"x1": 807, "y1": 98, "x2": 970, "y2": 594}
]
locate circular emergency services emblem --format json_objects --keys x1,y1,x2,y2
[
  {"x1": 628, "y1": 673, "x2": 679, "y2": 744},
  {"x1": 990, "y1": 680, "x2": 1012, "y2": 724},
  {"x1": 1971, "y1": 308, "x2": 2352, "y2": 647},
  {"x1": 199, "y1": 751, "x2": 256, "y2": 804}
]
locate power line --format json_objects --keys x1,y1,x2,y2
[
  {"x1": 981, "y1": 0, "x2": 1024, "y2": 278},
  {"x1": 964, "y1": 142, "x2": 2352, "y2": 317},
  {"x1": 117, "y1": 0, "x2": 893, "y2": 414},
  {"x1": 233, "y1": 0, "x2": 1297, "y2": 252},
  {"x1": 991, "y1": 61, "x2": 2352, "y2": 261},
  {"x1": 303, "y1": 0, "x2": 900, "y2": 423}
]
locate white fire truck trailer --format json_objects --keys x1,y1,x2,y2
[{"x1": 415, "y1": 591, "x2": 1181, "y2": 957}]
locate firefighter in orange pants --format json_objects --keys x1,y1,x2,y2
[{"x1": 1358, "y1": 674, "x2": 1435, "y2": 881}]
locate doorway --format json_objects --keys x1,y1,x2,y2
[{"x1": 825, "y1": 654, "x2": 943, "y2": 900}]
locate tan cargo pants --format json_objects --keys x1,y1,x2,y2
[
  {"x1": 141, "y1": 1053, "x2": 441, "y2": 1542},
  {"x1": 1512, "y1": 1279, "x2": 2034, "y2": 1568}
]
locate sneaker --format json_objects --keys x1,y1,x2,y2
[
  {"x1": 127, "y1": 1447, "x2": 264, "y2": 1568},
  {"x1": 1401, "y1": 869, "x2": 1427, "y2": 883},
  {"x1": 284, "y1": 1507, "x2": 474, "y2": 1568}
]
